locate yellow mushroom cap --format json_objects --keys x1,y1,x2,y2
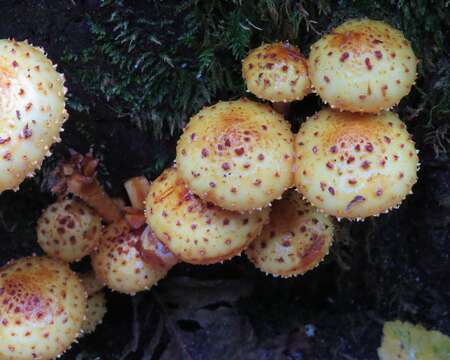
[
  {"x1": 81, "y1": 291, "x2": 107, "y2": 335},
  {"x1": 145, "y1": 167, "x2": 270, "y2": 265},
  {"x1": 246, "y1": 191, "x2": 333, "y2": 277},
  {"x1": 242, "y1": 42, "x2": 311, "y2": 102},
  {"x1": 0, "y1": 39, "x2": 68, "y2": 192},
  {"x1": 294, "y1": 108, "x2": 418, "y2": 219},
  {"x1": 0, "y1": 256, "x2": 86, "y2": 360},
  {"x1": 37, "y1": 198, "x2": 102, "y2": 262},
  {"x1": 91, "y1": 220, "x2": 167, "y2": 295},
  {"x1": 308, "y1": 19, "x2": 417, "y2": 112},
  {"x1": 176, "y1": 99, "x2": 294, "y2": 211},
  {"x1": 80, "y1": 271, "x2": 104, "y2": 297}
]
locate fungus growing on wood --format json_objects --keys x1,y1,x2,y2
[
  {"x1": 246, "y1": 191, "x2": 334, "y2": 277},
  {"x1": 176, "y1": 99, "x2": 294, "y2": 212},
  {"x1": 37, "y1": 198, "x2": 102, "y2": 262},
  {"x1": 308, "y1": 19, "x2": 418, "y2": 112},
  {"x1": 0, "y1": 39, "x2": 68, "y2": 193},
  {"x1": 0, "y1": 256, "x2": 86, "y2": 360},
  {"x1": 294, "y1": 108, "x2": 418, "y2": 219},
  {"x1": 51, "y1": 151, "x2": 123, "y2": 223},
  {"x1": 242, "y1": 42, "x2": 310, "y2": 115},
  {"x1": 145, "y1": 167, "x2": 270, "y2": 265}
]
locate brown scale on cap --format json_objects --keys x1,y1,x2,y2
[
  {"x1": 246, "y1": 191, "x2": 334, "y2": 277},
  {"x1": 0, "y1": 39, "x2": 68, "y2": 193},
  {"x1": 294, "y1": 108, "x2": 419, "y2": 219},
  {"x1": 242, "y1": 42, "x2": 311, "y2": 103},
  {"x1": 0, "y1": 256, "x2": 86, "y2": 360},
  {"x1": 145, "y1": 167, "x2": 270, "y2": 265},
  {"x1": 91, "y1": 219, "x2": 168, "y2": 295},
  {"x1": 308, "y1": 19, "x2": 418, "y2": 112},
  {"x1": 37, "y1": 198, "x2": 102, "y2": 262},
  {"x1": 176, "y1": 99, "x2": 294, "y2": 212}
]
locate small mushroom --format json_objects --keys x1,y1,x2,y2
[
  {"x1": 91, "y1": 219, "x2": 168, "y2": 295},
  {"x1": 81, "y1": 291, "x2": 107, "y2": 335},
  {"x1": 0, "y1": 39, "x2": 68, "y2": 192},
  {"x1": 176, "y1": 98, "x2": 294, "y2": 212},
  {"x1": 0, "y1": 256, "x2": 86, "y2": 360},
  {"x1": 37, "y1": 198, "x2": 102, "y2": 262},
  {"x1": 242, "y1": 42, "x2": 311, "y2": 115},
  {"x1": 308, "y1": 19, "x2": 418, "y2": 112},
  {"x1": 145, "y1": 167, "x2": 270, "y2": 265},
  {"x1": 294, "y1": 107, "x2": 419, "y2": 219},
  {"x1": 246, "y1": 191, "x2": 334, "y2": 277}
]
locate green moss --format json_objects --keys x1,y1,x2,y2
[{"x1": 61, "y1": 0, "x2": 449, "y2": 157}]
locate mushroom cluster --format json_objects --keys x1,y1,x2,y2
[
  {"x1": 49, "y1": 152, "x2": 178, "y2": 295},
  {"x1": 143, "y1": 17, "x2": 419, "y2": 276},
  {"x1": 1, "y1": 17, "x2": 421, "y2": 354}
]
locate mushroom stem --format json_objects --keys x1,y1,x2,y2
[
  {"x1": 66, "y1": 174, "x2": 122, "y2": 223},
  {"x1": 51, "y1": 151, "x2": 122, "y2": 224},
  {"x1": 272, "y1": 102, "x2": 290, "y2": 117},
  {"x1": 124, "y1": 176, "x2": 150, "y2": 210}
]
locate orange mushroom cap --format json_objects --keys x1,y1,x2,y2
[
  {"x1": 37, "y1": 198, "x2": 102, "y2": 262},
  {"x1": 246, "y1": 191, "x2": 334, "y2": 277},
  {"x1": 242, "y1": 42, "x2": 311, "y2": 103},
  {"x1": 91, "y1": 219, "x2": 167, "y2": 295},
  {"x1": 0, "y1": 39, "x2": 68, "y2": 192},
  {"x1": 145, "y1": 167, "x2": 270, "y2": 265},
  {"x1": 294, "y1": 108, "x2": 419, "y2": 219},
  {"x1": 0, "y1": 256, "x2": 86, "y2": 360},
  {"x1": 176, "y1": 99, "x2": 294, "y2": 211},
  {"x1": 308, "y1": 19, "x2": 417, "y2": 112}
]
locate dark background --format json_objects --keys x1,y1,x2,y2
[{"x1": 0, "y1": 1, "x2": 449, "y2": 359}]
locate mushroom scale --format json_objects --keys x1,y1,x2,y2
[
  {"x1": 0, "y1": 256, "x2": 86, "y2": 360},
  {"x1": 145, "y1": 167, "x2": 270, "y2": 265},
  {"x1": 176, "y1": 99, "x2": 294, "y2": 212},
  {"x1": 0, "y1": 39, "x2": 68, "y2": 192},
  {"x1": 91, "y1": 219, "x2": 167, "y2": 295},
  {"x1": 81, "y1": 291, "x2": 107, "y2": 335},
  {"x1": 294, "y1": 108, "x2": 418, "y2": 219},
  {"x1": 37, "y1": 198, "x2": 102, "y2": 262},
  {"x1": 308, "y1": 19, "x2": 417, "y2": 113},
  {"x1": 246, "y1": 191, "x2": 334, "y2": 277},
  {"x1": 242, "y1": 42, "x2": 311, "y2": 103}
]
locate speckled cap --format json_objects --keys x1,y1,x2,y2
[
  {"x1": 145, "y1": 167, "x2": 270, "y2": 265},
  {"x1": 0, "y1": 39, "x2": 68, "y2": 192},
  {"x1": 91, "y1": 220, "x2": 167, "y2": 295},
  {"x1": 294, "y1": 108, "x2": 418, "y2": 219},
  {"x1": 308, "y1": 19, "x2": 417, "y2": 112},
  {"x1": 242, "y1": 42, "x2": 311, "y2": 102},
  {"x1": 0, "y1": 256, "x2": 86, "y2": 360},
  {"x1": 246, "y1": 191, "x2": 334, "y2": 277},
  {"x1": 37, "y1": 198, "x2": 102, "y2": 262},
  {"x1": 176, "y1": 99, "x2": 294, "y2": 211}
]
